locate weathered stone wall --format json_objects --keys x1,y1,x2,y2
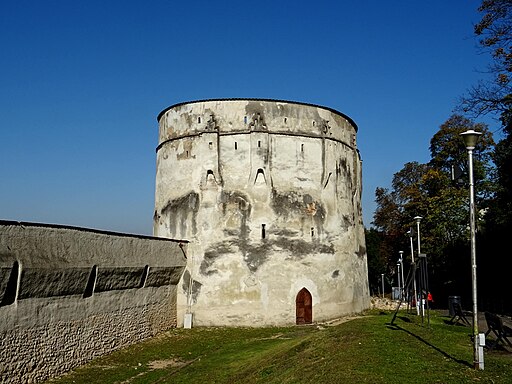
[
  {"x1": 154, "y1": 99, "x2": 370, "y2": 327},
  {"x1": 0, "y1": 221, "x2": 187, "y2": 383}
]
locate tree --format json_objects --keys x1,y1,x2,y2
[
  {"x1": 460, "y1": 0, "x2": 512, "y2": 117},
  {"x1": 460, "y1": 0, "x2": 512, "y2": 229},
  {"x1": 371, "y1": 115, "x2": 494, "y2": 303},
  {"x1": 365, "y1": 228, "x2": 392, "y2": 295},
  {"x1": 456, "y1": 1, "x2": 512, "y2": 313},
  {"x1": 429, "y1": 114, "x2": 495, "y2": 204}
]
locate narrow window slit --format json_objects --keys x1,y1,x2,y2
[
  {"x1": 261, "y1": 224, "x2": 266, "y2": 239},
  {"x1": 83, "y1": 265, "x2": 97, "y2": 298},
  {"x1": 234, "y1": 142, "x2": 238, "y2": 150},
  {"x1": 311, "y1": 227, "x2": 315, "y2": 237},
  {"x1": 139, "y1": 265, "x2": 149, "y2": 288},
  {"x1": 0, "y1": 261, "x2": 20, "y2": 306}
]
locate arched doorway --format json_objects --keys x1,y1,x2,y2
[{"x1": 295, "y1": 287, "x2": 312, "y2": 325}]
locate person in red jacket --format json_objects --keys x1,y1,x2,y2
[{"x1": 427, "y1": 292, "x2": 434, "y2": 308}]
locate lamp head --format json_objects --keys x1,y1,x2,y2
[
  {"x1": 414, "y1": 216, "x2": 422, "y2": 223},
  {"x1": 460, "y1": 129, "x2": 482, "y2": 150}
]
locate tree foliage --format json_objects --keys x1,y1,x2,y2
[
  {"x1": 464, "y1": 0, "x2": 512, "y2": 232},
  {"x1": 460, "y1": 0, "x2": 512, "y2": 116},
  {"x1": 369, "y1": 115, "x2": 495, "y2": 303}
]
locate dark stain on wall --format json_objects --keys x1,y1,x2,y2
[
  {"x1": 270, "y1": 189, "x2": 305, "y2": 219},
  {"x1": 341, "y1": 214, "x2": 353, "y2": 230},
  {"x1": 220, "y1": 191, "x2": 252, "y2": 239},
  {"x1": 356, "y1": 244, "x2": 367, "y2": 258},
  {"x1": 337, "y1": 158, "x2": 352, "y2": 191},
  {"x1": 161, "y1": 192, "x2": 200, "y2": 238},
  {"x1": 199, "y1": 235, "x2": 335, "y2": 276},
  {"x1": 278, "y1": 238, "x2": 335, "y2": 258},
  {"x1": 240, "y1": 242, "x2": 272, "y2": 273},
  {"x1": 176, "y1": 139, "x2": 195, "y2": 160},
  {"x1": 271, "y1": 190, "x2": 326, "y2": 229},
  {"x1": 271, "y1": 228, "x2": 299, "y2": 237},
  {"x1": 197, "y1": 188, "x2": 334, "y2": 274},
  {"x1": 243, "y1": 100, "x2": 324, "y2": 128},
  {"x1": 200, "y1": 251, "x2": 221, "y2": 276},
  {"x1": 200, "y1": 241, "x2": 237, "y2": 276},
  {"x1": 181, "y1": 269, "x2": 202, "y2": 304}
]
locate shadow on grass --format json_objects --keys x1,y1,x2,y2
[
  {"x1": 442, "y1": 319, "x2": 462, "y2": 326},
  {"x1": 386, "y1": 323, "x2": 472, "y2": 368}
]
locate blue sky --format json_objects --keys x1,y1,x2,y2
[{"x1": 0, "y1": 1, "x2": 495, "y2": 235}]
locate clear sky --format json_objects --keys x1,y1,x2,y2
[{"x1": 0, "y1": 1, "x2": 495, "y2": 235}]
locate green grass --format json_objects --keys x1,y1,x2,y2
[{"x1": 47, "y1": 310, "x2": 512, "y2": 383}]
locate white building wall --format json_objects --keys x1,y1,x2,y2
[{"x1": 154, "y1": 99, "x2": 370, "y2": 326}]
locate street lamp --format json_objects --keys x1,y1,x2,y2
[
  {"x1": 408, "y1": 229, "x2": 419, "y2": 315},
  {"x1": 414, "y1": 216, "x2": 423, "y2": 317},
  {"x1": 397, "y1": 262, "x2": 401, "y2": 299},
  {"x1": 414, "y1": 216, "x2": 422, "y2": 254},
  {"x1": 399, "y1": 251, "x2": 405, "y2": 300},
  {"x1": 381, "y1": 273, "x2": 385, "y2": 298},
  {"x1": 461, "y1": 129, "x2": 483, "y2": 369}
]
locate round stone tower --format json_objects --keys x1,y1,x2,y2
[{"x1": 154, "y1": 99, "x2": 369, "y2": 326}]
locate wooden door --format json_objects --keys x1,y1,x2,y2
[{"x1": 296, "y1": 288, "x2": 312, "y2": 325}]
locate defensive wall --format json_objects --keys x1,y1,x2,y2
[
  {"x1": 154, "y1": 99, "x2": 370, "y2": 327},
  {"x1": 0, "y1": 220, "x2": 187, "y2": 383}
]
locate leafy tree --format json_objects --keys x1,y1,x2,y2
[
  {"x1": 459, "y1": 2, "x2": 512, "y2": 313},
  {"x1": 460, "y1": 0, "x2": 512, "y2": 116},
  {"x1": 365, "y1": 228, "x2": 393, "y2": 295},
  {"x1": 370, "y1": 115, "x2": 494, "y2": 303},
  {"x1": 486, "y1": 109, "x2": 512, "y2": 227},
  {"x1": 429, "y1": 114, "x2": 495, "y2": 204},
  {"x1": 461, "y1": 0, "x2": 512, "y2": 230}
]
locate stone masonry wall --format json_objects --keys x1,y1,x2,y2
[
  {"x1": 0, "y1": 221, "x2": 186, "y2": 383},
  {"x1": 0, "y1": 290, "x2": 176, "y2": 383}
]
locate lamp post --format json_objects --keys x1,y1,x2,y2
[
  {"x1": 399, "y1": 251, "x2": 405, "y2": 300},
  {"x1": 414, "y1": 216, "x2": 423, "y2": 317},
  {"x1": 414, "y1": 216, "x2": 422, "y2": 255},
  {"x1": 461, "y1": 129, "x2": 483, "y2": 370},
  {"x1": 408, "y1": 229, "x2": 419, "y2": 315},
  {"x1": 381, "y1": 273, "x2": 385, "y2": 298},
  {"x1": 396, "y1": 262, "x2": 401, "y2": 299}
]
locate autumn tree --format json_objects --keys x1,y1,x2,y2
[
  {"x1": 461, "y1": 0, "x2": 512, "y2": 231},
  {"x1": 370, "y1": 115, "x2": 494, "y2": 302}
]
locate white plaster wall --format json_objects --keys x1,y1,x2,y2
[{"x1": 154, "y1": 99, "x2": 369, "y2": 327}]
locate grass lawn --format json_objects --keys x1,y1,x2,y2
[{"x1": 46, "y1": 310, "x2": 512, "y2": 383}]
